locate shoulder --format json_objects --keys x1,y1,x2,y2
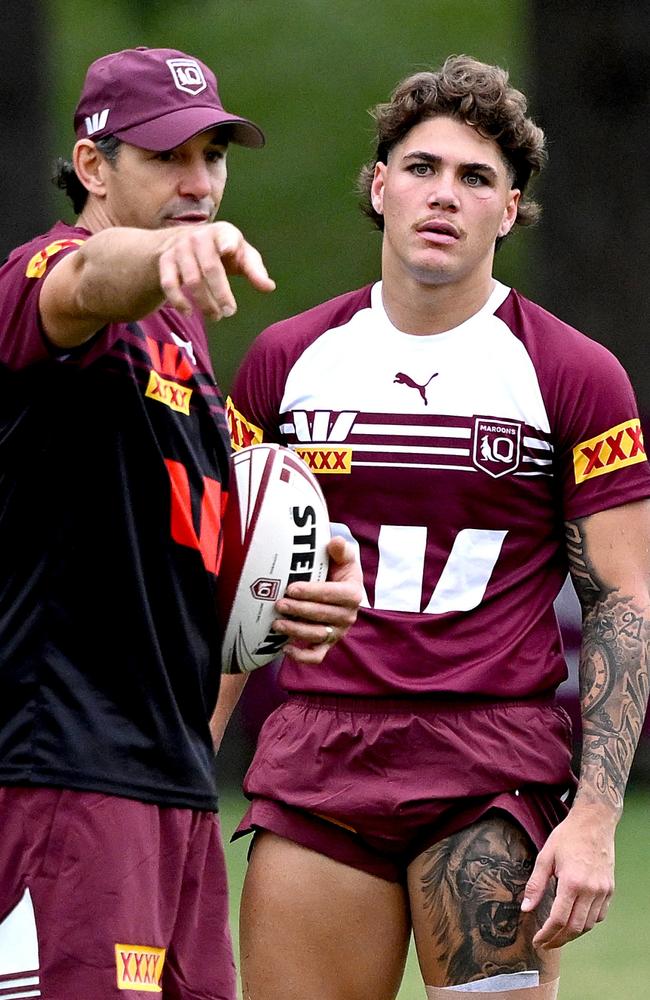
[
  {"x1": 0, "y1": 223, "x2": 91, "y2": 367},
  {"x1": 1, "y1": 223, "x2": 89, "y2": 282},
  {"x1": 496, "y1": 288, "x2": 626, "y2": 376},
  {"x1": 251, "y1": 285, "x2": 373, "y2": 356},
  {"x1": 231, "y1": 285, "x2": 372, "y2": 439}
]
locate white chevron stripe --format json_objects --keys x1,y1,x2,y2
[
  {"x1": 353, "y1": 423, "x2": 472, "y2": 438},
  {"x1": 0, "y1": 978, "x2": 39, "y2": 990},
  {"x1": 349, "y1": 443, "x2": 469, "y2": 456},
  {"x1": 0, "y1": 890, "x2": 40, "y2": 979},
  {"x1": 0, "y1": 991, "x2": 41, "y2": 999}
]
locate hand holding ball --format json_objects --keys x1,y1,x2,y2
[{"x1": 216, "y1": 444, "x2": 330, "y2": 673}]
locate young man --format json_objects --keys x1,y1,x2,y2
[
  {"x1": 227, "y1": 56, "x2": 650, "y2": 999},
  {"x1": 0, "y1": 47, "x2": 360, "y2": 999}
]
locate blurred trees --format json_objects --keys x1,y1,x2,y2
[
  {"x1": 5, "y1": 2, "x2": 648, "y2": 410},
  {"x1": 0, "y1": 2, "x2": 50, "y2": 260},
  {"x1": 41, "y1": 0, "x2": 529, "y2": 390},
  {"x1": 530, "y1": 1, "x2": 650, "y2": 413}
]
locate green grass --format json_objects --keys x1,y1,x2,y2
[{"x1": 219, "y1": 786, "x2": 650, "y2": 1000}]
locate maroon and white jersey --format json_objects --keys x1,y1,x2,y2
[{"x1": 229, "y1": 281, "x2": 650, "y2": 698}]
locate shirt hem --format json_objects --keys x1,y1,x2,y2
[{"x1": 0, "y1": 769, "x2": 219, "y2": 812}]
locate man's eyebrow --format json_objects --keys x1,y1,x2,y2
[
  {"x1": 462, "y1": 160, "x2": 499, "y2": 179},
  {"x1": 402, "y1": 151, "x2": 442, "y2": 165},
  {"x1": 401, "y1": 151, "x2": 499, "y2": 179}
]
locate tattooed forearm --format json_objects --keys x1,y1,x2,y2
[
  {"x1": 565, "y1": 521, "x2": 600, "y2": 600},
  {"x1": 566, "y1": 519, "x2": 650, "y2": 814}
]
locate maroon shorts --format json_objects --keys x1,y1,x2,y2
[
  {"x1": 234, "y1": 694, "x2": 577, "y2": 882},
  {"x1": 0, "y1": 787, "x2": 235, "y2": 1000}
]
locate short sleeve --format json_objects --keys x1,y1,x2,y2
[
  {"x1": 554, "y1": 341, "x2": 650, "y2": 520},
  {"x1": 227, "y1": 326, "x2": 295, "y2": 449},
  {"x1": 0, "y1": 229, "x2": 86, "y2": 369}
]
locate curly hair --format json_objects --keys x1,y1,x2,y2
[
  {"x1": 52, "y1": 136, "x2": 122, "y2": 214},
  {"x1": 358, "y1": 55, "x2": 547, "y2": 242}
]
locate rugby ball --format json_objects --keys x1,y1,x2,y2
[{"x1": 217, "y1": 443, "x2": 330, "y2": 673}]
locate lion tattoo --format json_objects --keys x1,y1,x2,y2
[{"x1": 418, "y1": 816, "x2": 545, "y2": 983}]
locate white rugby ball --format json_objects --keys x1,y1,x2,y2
[{"x1": 217, "y1": 443, "x2": 330, "y2": 673}]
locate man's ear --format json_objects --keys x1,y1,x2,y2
[
  {"x1": 370, "y1": 162, "x2": 386, "y2": 216},
  {"x1": 498, "y1": 188, "x2": 520, "y2": 238},
  {"x1": 72, "y1": 139, "x2": 110, "y2": 198}
]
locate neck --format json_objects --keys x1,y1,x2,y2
[
  {"x1": 76, "y1": 198, "x2": 115, "y2": 235},
  {"x1": 380, "y1": 256, "x2": 497, "y2": 335}
]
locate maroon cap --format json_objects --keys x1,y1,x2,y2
[{"x1": 74, "y1": 47, "x2": 265, "y2": 150}]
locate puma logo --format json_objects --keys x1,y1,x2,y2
[
  {"x1": 393, "y1": 372, "x2": 438, "y2": 406},
  {"x1": 170, "y1": 331, "x2": 196, "y2": 365}
]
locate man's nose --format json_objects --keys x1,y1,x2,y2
[
  {"x1": 178, "y1": 160, "x2": 212, "y2": 200},
  {"x1": 426, "y1": 171, "x2": 459, "y2": 210}
]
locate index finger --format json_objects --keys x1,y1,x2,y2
[
  {"x1": 230, "y1": 241, "x2": 276, "y2": 293},
  {"x1": 212, "y1": 226, "x2": 276, "y2": 292}
]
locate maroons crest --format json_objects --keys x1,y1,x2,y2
[{"x1": 472, "y1": 417, "x2": 522, "y2": 478}]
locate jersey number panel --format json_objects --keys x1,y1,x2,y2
[{"x1": 332, "y1": 522, "x2": 508, "y2": 614}]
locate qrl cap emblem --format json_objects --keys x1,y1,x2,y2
[
  {"x1": 472, "y1": 417, "x2": 522, "y2": 478},
  {"x1": 250, "y1": 578, "x2": 281, "y2": 601},
  {"x1": 166, "y1": 58, "x2": 207, "y2": 95}
]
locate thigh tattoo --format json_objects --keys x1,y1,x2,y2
[{"x1": 417, "y1": 814, "x2": 554, "y2": 985}]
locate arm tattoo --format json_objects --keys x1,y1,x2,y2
[
  {"x1": 417, "y1": 817, "x2": 553, "y2": 985},
  {"x1": 566, "y1": 519, "x2": 650, "y2": 813}
]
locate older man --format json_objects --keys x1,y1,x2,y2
[{"x1": 0, "y1": 47, "x2": 359, "y2": 999}]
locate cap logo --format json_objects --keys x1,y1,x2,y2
[
  {"x1": 166, "y1": 58, "x2": 207, "y2": 95},
  {"x1": 85, "y1": 108, "x2": 110, "y2": 135}
]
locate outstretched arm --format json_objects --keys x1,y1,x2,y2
[
  {"x1": 39, "y1": 221, "x2": 275, "y2": 348},
  {"x1": 522, "y1": 499, "x2": 650, "y2": 948}
]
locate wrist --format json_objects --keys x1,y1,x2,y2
[{"x1": 572, "y1": 787, "x2": 622, "y2": 826}]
